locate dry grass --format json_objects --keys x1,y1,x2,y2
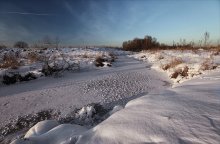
[
  {"x1": 170, "y1": 69, "x2": 182, "y2": 79},
  {"x1": 161, "y1": 58, "x2": 184, "y2": 70},
  {"x1": 181, "y1": 66, "x2": 189, "y2": 77},
  {"x1": 199, "y1": 58, "x2": 217, "y2": 71},
  {"x1": 0, "y1": 54, "x2": 21, "y2": 69},
  {"x1": 27, "y1": 52, "x2": 40, "y2": 63},
  {"x1": 170, "y1": 66, "x2": 189, "y2": 79}
]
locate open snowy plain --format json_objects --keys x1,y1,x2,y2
[{"x1": 0, "y1": 48, "x2": 220, "y2": 144}]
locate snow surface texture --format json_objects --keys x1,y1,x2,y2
[
  {"x1": 3, "y1": 48, "x2": 220, "y2": 144},
  {"x1": 0, "y1": 55, "x2": 167, "y2": 126},
  {"x1": 0, "y1": 48, "x2": 169, "y2": 143},
  {"x1": 11, "y1": 70, "x2": 220, "y2": 144},
  {"x1": 130, "y1": 49, "x2": 220, "y2": 84}
]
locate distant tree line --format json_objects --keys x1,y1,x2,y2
[
  {"x1": 0, "y1": 31, "x2": 219, "y2": 50},
  {"x1": 5, "y1": 36, "x2": 61, "y2": 49},
  {"x1": 122, "y1": 35, "x2": 159, "y2": 51},
  {"x1": 122, "y1": 32, "x2": 219, "y2": 51}
]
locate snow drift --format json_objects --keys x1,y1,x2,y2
[{"x1": 11, "y1": 71, "x2": 220, "y2": 144}]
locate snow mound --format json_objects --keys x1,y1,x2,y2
[
  {"x1": 76, "y1": 71, "x2": 220, "y2": 144},
  {"x1": 24, "y1": 120, "x2": 59, "y2": 138},
  {"x1": 108, "y1": 105, "x2": 124, "y2": 115},
  {"x1": 11, "y1": 124, "x2": 87, "y2": 144}
]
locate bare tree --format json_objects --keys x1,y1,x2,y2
[
  {"x1": 198, "y1": 40, "x2": 202, "y2": 48},
  {"x1": 182, "y1": 39, "x2": 186, "y2": 47},
  {"x1": 217, "y1": 39, "x2": 220, "y2": 47},
  {"x1": 42, "y1": 35, "x2": 52, "y2": 48},
  {"x1": 204, "y1": 31, "x2": 210, "y2": 47},
  {"x1": 54, "y1": 36, "x2": 60, "y2": 49},
  {"x1": 14, "y1": 41, "x2": 29, "y2": 48}
]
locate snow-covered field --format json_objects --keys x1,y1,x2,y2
[
  {"x1": 1, "y1": 48, "x2": 220, "y2": 144},
  {"x1": 0, "y1": 47, "x2": 122, "y2": 85},
  {"x1": 75, "y1": 70, "x2": 220, "y2": 144},
  {"x1": 0, "y1": 47, "x2": 169, "y2": 143},
  {"x1": 131, "y1": 49, "x2": 220, "y2": 84}
]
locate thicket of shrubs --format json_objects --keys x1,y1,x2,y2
[
  {"x1": 41, "y1": 56, "x2": 80, "y2": 77},
  {"x1": 161, "y1": 58, "x2": 183, "y2": 71},
  {"x1": 123, "y1": 35, "x2": 159, "y2": 51},
  {"x1": 122, "y1": 35, "x2": 199, "y2": 51}
]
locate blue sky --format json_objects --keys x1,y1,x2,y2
[{"x1": 0, "y1": 0, "x2": 219, "y2": 46}]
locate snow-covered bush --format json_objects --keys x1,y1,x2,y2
[
  {"x1": 95, "y1": 55, "x2": 106, "y2": 67},
  {"x1": 2, "y1": 73, "x2": 19, "y2": 85},
  {"x1": 41, "y1": 58, "x2": 80, "y2": 77},
  {"x1": 2, "y1": 72, "x2": 37, "y2": 85},
  {"x1": 170, "y1": 66, "x2": 188, "y2": 79},
  {"x1": 95, "y1": 55, "x2": 112, "y2": 67},
  {"x1": 19, "y1": 73, "x2": 37, "y2": 81},
  {"x1": 41, "y1": 63, "x2": 61, "y2": 76},
  {"x1": 0, "y1": 47, "x2": 121, "y2": 85}
]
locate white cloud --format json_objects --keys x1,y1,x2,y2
[{"x1": 0, "y1": 11, "x2": 53, "y2": 16}]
